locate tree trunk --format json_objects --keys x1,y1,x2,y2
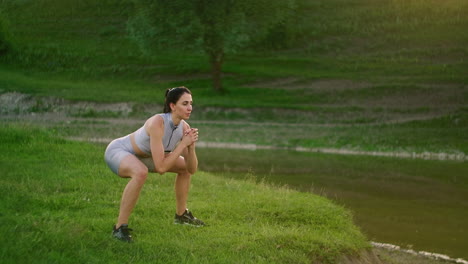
[{"x1": 210, "y1": 51, "x2": 224, "y2": 93}]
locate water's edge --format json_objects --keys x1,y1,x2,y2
[{"x1": 371, "y1": 242, "x2": 468, "y2": 264}]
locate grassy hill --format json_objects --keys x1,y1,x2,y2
[{"x1": 0, "y1": 124, "x2": 370, "y2": 263}]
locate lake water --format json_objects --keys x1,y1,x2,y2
[{"x1": 197, "y1": 148, "x2": 468, "y2": 260}]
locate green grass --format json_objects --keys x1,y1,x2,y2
[
  {"x1": 0, "y1": 124, "x2": 369, "y2": 263},
  {"x1": 1, "y1": 0, "x2": 467, "y2": 87}
]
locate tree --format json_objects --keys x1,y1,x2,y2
[
  {"x1": 127, "y1": 0, "x2": 296, "y2": 93},
  {"x1": 0, "y1": 9, "x2": 14, "y2": 56}
]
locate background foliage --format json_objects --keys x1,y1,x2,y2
[{"x1": 127, "y1": 0, "x2": 297, "y2": 91}]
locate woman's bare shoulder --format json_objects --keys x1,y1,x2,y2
[{"x1": 145, "y1": 114, "x2": 164, "y2": 134}]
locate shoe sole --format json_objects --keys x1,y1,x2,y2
[
  {"x1": 112, "y1": 234, "x2": 133, "y2": 242},
  {"x1": 174, "y1": 221, "x2": 205, "y2": 227}
]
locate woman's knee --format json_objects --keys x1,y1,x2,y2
[
  {"x1": 119, "y1": 155, "x2": 149, "y2": 182},
  {"x1": 132, "y1": 166, "x2": 148, "y2": 184}
]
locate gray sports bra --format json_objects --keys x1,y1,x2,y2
[{"x1": 133, "y1": 112, "x2": 184, "y2": 154}]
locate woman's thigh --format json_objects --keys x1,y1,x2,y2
[
  {"x1": 137, "y1": 155, "x2": 187, "y2": 175},
  {"x1": 167, "y1": 156, "x2": 188, "y2": 174},
  {"x1": 118, "y1": 155, "x2": 148, "y2": 178}
]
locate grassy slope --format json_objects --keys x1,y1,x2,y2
[
  {"x1": 0, "y1": 124, "x2": 368, "y2": 263},
  {"x1": 1, "y1": 0, "x2": 467, "y2": 100}
]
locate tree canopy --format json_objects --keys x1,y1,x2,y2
[{"x1": 127, "y1": 0, "x2": 297, "y2": 92}]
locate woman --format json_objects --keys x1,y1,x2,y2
[{"x1": 104, "y1": 86, "x2": 204, "y2": 243}]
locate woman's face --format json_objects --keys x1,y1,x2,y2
[{"x1": 171, "y1": 92, "x2": 193, "y2": 120}]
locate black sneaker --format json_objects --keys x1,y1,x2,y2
[
  {"x1": 112, "y1": 224, "x2": 133, "y2": 242},
  {"x1": 174, "y1": 209, "x2": 205, "y2": 227}
]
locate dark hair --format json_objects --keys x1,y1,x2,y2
[{"x1": 163, "y1": 86, "x2": 192, "y2": 113}]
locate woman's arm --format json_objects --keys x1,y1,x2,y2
[
  {"x1": 148, "y1": 116, "x2": 196, "y2": 174},
  {"x1": 182, "y1": 122, "x2": 198, "y2": 174}
]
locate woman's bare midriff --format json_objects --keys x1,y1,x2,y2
[{"x1": 130, "y1": 133, "x2": 151, "y2": 158}]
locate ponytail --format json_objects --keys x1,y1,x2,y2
[{"x1": 163, "y1": 86, "x2": 192, "y2": 113}]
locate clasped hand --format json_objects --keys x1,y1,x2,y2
[{"x1": 182, "y1": 128, "x2": 199, "y2": 147}]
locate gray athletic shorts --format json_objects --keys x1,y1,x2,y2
[
  {"x1": 104, "y1": 135, "x2": 135, "y2": 175},
  {"x1": 104, "y1": 135, "x2": 157, "y2": 175}
]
